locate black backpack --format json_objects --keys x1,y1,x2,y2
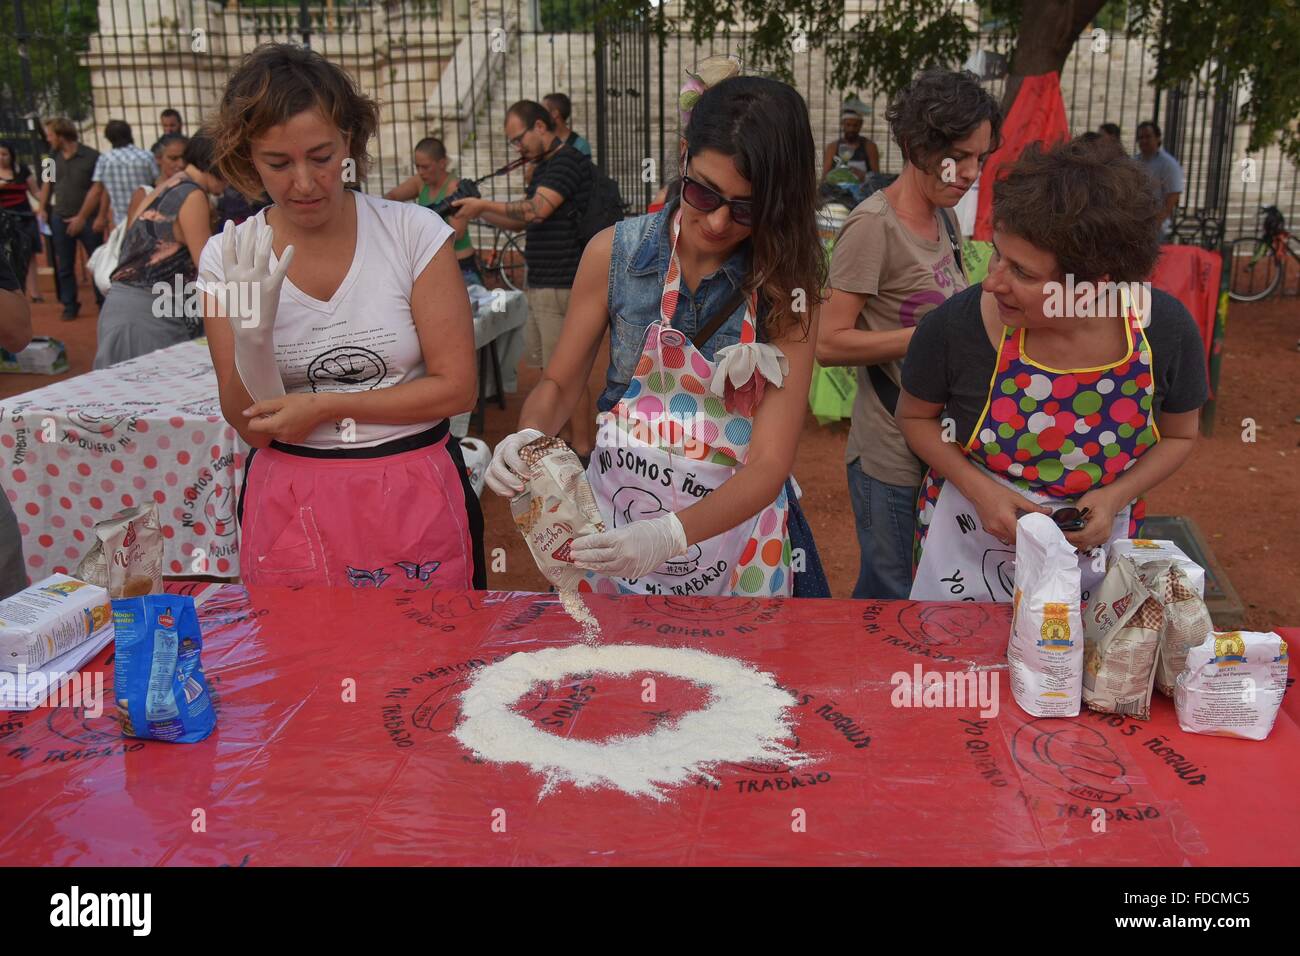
[{"x1": 575, "y1": 160, "x2": 625, "y2": 246}]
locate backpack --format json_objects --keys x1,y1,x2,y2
[{"x1": 575, "y1": 160, "x2": 625, "y2": 247}]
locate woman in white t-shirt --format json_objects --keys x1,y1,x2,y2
[{"x1": 199, "y1": 43, "x2": 481, "y2": 590}]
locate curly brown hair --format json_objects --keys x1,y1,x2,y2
[
  {"x1": 886, "y1": 68, "x2": 1002, "y2": 174},
  {"x1": 206, "y1": 43, "x2": 379, "y2": 199},
  {"x1": 993, "y1": 137, "x2": 1162, "y2": 282}
]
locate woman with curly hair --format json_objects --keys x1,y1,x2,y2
[
  {"x1": 900, "y1": 136, "x2": 1208, "y2": 602},
  {"x1": 197, "y1": 43, "x2": 482, "y2": 590},
  {"x1": 818, "y1": 68, "x2": 1002, "y2": 600},
  {"x1": 484, "y1": 63, "x2": 829, "y2": 598}
]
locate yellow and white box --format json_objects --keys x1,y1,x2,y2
[{"x1": 0, "y1": 573, "x2": 112, "y2": 672}]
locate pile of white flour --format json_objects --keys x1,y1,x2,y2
[{"x1": 453, "y1": 644, "x2": 807, "y2": 800}]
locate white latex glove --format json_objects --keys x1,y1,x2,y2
[
  {"x1": 485, "y1": 428, "x2": 545, "y2": 497},
  {"x1": 218, "y1": 218, "x2": 294, "y2": 403},
  {"x1": 569, "y1": 513, "x2": 688, "y2": 580}
]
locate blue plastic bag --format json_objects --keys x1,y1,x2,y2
[{"x1": 112, "y1": 594, "x2": 216, "y2": 743}]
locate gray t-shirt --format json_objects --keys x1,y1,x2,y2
[
  {"x1": 828, "y1": 191, "x2": 966, "y2": 488},
  {"x1": 1137, "y1": 147, "x2": 1185, "y2": 236}
]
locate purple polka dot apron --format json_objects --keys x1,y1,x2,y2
[
  {"x1": 910, "y1": 294, "x2": 1159, "y2": 605},
  {"x1": 578, "y1": 211, "x2": 793, "y2": 598}
]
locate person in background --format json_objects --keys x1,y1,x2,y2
[
  {"x1": 1136, "y1": 121, "x2": 1184, "y2": 242},
  {"x1": 94, "y1": 134, "x2": 225, "y2": 368},
  {"x1": 126, "y1": 132, "x2": 188, "y2": 222},
  {"x1": 1098, "y1": 122, "x2": 1121, "y2": 145},
  {"x1": 822, "y1": 108, "x2": 879, "y2": 184},
  {"x1": 545, "y1": 93, "x2": 592, "y2": 157},
  {"x1": 88, "y1": 120, "x2": 159, "y2": 234},
  {"x1": 454, "y1": 100, "x2": 597, "y2": 459},
  {"x1": 36, "y1": 118, "x2": 104, "y2": 320},
  {"x1": 899, "y1": 137, "x2": 1207, "y2": 601},
  {"x1": 151, "y1": 109, "x2": 185, "y2": 156},
  {"x1": 486, "y1": 72, "x2": 829, "y2": 598},
  {"x1": 0, "y1": 141, "x2": 43, "y2": 302},
  {"x1": 384, "y1": 137, "x2": 479, "y2": 284},
  {"x1": 0, "y1": 248, "x2": 32, "y2": 598},
  {"x1": 817, "y1": 68, "x2": 1000, "y2": 600}
]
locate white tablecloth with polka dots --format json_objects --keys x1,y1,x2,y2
[{"x1": 0, "y1": 339, "x2": 245, "y2": 583}]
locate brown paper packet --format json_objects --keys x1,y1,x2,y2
[
  {"x1": 1083, "y1": 555, "x2": 1163, "y2": 719},
  {"x1": 510, "y1": 437, "x2": 606, "y2": 591}
]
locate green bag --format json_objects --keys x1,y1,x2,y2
[
  {"x1": 961, "y1": 239, "x2": 994, "y2": 284},
  {"x1": 808, "y1": 361, "x2": 858, "y2": 425}
]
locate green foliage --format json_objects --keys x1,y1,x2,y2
[{"x1": 0, "y1": 0, "x2": 98, "y2": 128}]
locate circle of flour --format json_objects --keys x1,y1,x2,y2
[{"x1": 453, "y1": 644, "x2": 808, "y2": 800}]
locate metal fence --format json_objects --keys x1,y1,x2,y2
[{"x1": 2, "y1": 0, "x2": 1296, "y2": 248}]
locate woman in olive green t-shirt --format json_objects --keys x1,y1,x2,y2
[{"x1": 384, "y1": 137, "x2": 480, "y2": 283}]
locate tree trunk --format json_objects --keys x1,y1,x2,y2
[{"x1": 1001, "y1": 0, "x2": 1107, "y2": 113}]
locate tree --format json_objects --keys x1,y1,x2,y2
[{"x1": 618, "y1": 0, "x2": 1300, "y2": 164}]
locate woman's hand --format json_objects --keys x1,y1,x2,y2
[
  {"x1": 243, "y1": 394, "x2": 328, "y2": 445},
  {"x1": 1065, "y1": 486, "x2": 1124, "y2": 553},
  {"x1": 972, "y1": 481, "x2": 1052, "y2": 546},
  {"x1": 570, "y1": 514, "x2": 688, "y2": 580}
]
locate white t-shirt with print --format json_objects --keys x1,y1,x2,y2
[{"x1": 197, "y1": 191, "x2": 454, "y2": 449}]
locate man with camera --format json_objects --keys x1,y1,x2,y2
[{"x1": 453, "y1": 100, "x2": 596, "y2": 460}]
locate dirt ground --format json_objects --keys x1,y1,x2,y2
[{"x1": 5, "y1": 270, "x2": 1298, "y2": 628}]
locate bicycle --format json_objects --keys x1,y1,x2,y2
[
  {"x1": 1226, "y1": 205, "x2": 1300, "y2": 302},
  {"x1": 475, "y1": 224, "x2": 527, "y2": 293}
]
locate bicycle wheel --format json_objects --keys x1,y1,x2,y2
[
  {"x1": 1227, "y1": 237, "x2": 1282, "y2": 302},
  {"x1": 493, "y1": 230, "x2": 527, "y2": 293}
]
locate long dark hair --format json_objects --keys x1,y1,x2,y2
[
  {"x1": 0, "y1": 141, "x2": 31, "y2": 180},
  {"x1": 683, "y1": 76, "x2": 823, "y2": 341}
]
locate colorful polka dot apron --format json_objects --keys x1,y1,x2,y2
[
  {"x1": 578, "y1": 212, "x2": 793, "y2": 597},
  {"x1": 910, "y1": 294, "x2": 1159, "y2": 604}
]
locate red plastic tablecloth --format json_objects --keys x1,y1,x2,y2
[{"x1": 1, "y1": 586, "x2": 1296, "y2": 866}]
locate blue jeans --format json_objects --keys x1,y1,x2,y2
[
  {"x1": 846, "y1": 459, "x2": 917, "y2": 600},
  {"x1": 50, "y1": 212, "x2": 104, "y2": 310}
]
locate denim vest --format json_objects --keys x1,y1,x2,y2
[{"x1": 598, "y1": 204, "x2": 759, "y2": 412}]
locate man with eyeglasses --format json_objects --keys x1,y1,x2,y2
[{"x1": 454, "y1": 99, "x2": 597, "y2": 459}]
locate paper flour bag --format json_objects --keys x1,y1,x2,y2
[
  {"x1": 511, "y1": 437, "x2": 606, "y2": 591},
  {"x1": 1083, "y1": 556, "x2": 1162, "y2": 719},
  {"x1": 1138, "y1": 561, "x2": 1213, "y2": 697},
  {"x1": 0, "y1": 574, "x2": 112, "y2": 672},
  {"x1": 1175, "y1": 631, "x2": 1289, "y2": 741},
  {"x1": 1009, "y1": 513, "x2": 1084, "y2": 717},
  {"x1": 76, "y1": 504, "x2": 163, "y2": 598},
  {"x1": 1108, "y1": 539, "x2": 1205, "y2": 597}
]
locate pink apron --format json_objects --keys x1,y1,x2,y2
[
  {"x1": 240, "y1": 426, "x2": 473, "y2": 591},
  {"x1": 578, "y1": 213, "x2": 793, "y2": 597}
]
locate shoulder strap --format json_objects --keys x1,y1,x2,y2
[
  {"x1": 939, "y1": 208, "x2": 964, "y2": 277},
  {"x1": 692, "y1": 285, "x2": 747, "y2": 349}
]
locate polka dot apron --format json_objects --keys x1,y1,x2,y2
[
  {"x1": 578, "y1": 212, "x2": 793, "y2": 597},
  {"x1": 910, "y1": 295, "x2": 1159, "y2": 604}
]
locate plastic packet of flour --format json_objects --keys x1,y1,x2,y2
[
  {"x1": 76, "y1": 504, "x2": 163, "y2": 599},
  {"x1": 1108, "y1": 538, "x2": 1205, "y2": 597},
  {"x1": 113, "y1": 594, "x2": 216, "y2": 744},
  {"x1": 1175, "y1": 631, "x2": 1288, "y2": 741},
  {"x1": 511, "y1": 437, "x2": 606, "y2": 591},
  {"x1": 1009, "y1": 512, "x2": 1083, "y2": 717},
  {"x1": 1082, "y1": 556, "x2": 1162, "y2": 719},
  {"x1": 1137, "y1": 561, "x2": 1213, "y2": 697},
  {"x1": 0, "y1": 573, "x2": 112, "y2": 672}
]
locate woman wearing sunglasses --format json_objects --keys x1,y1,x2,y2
[
  {"x1": 899, "y1": 137, "x2": 1208, "y2": 604},
  {"x1": 486, "y1": 68, "x2": 829, "y2": 598}
]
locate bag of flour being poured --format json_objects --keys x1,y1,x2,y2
[
  {"x1": 510, "y1": 436, "x2": 606, "y2": 591},
  {"x1": 1009, "y1": 512, "x2": 1084, "y2": 717}
]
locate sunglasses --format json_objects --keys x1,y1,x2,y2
[{"x1": 680, "y1": 170, "x2": 755, "y2": 228}]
